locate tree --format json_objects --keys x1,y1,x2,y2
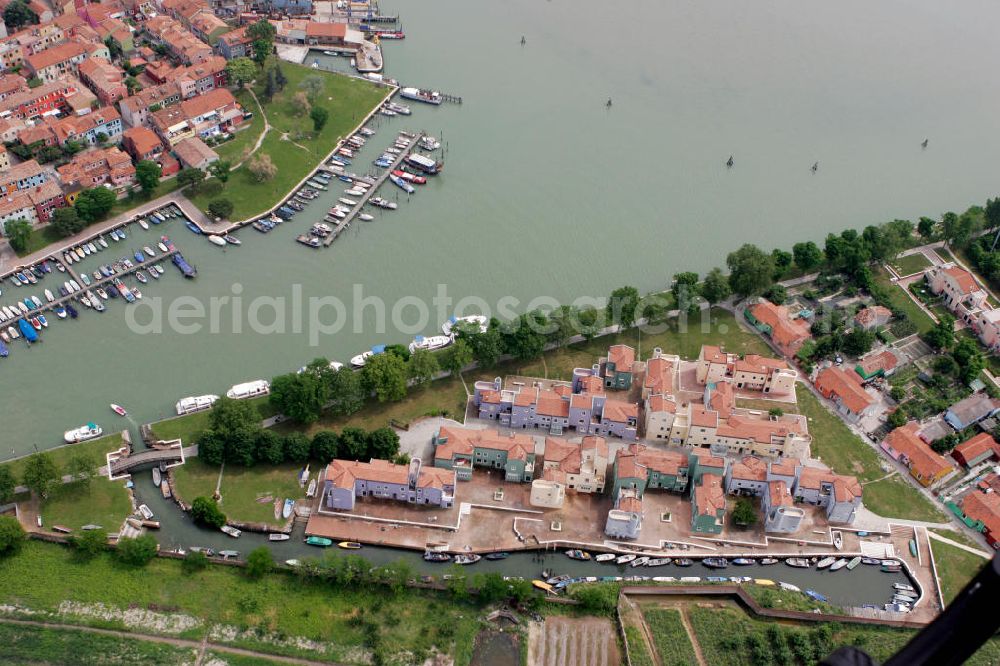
[
  {"x1": 246, "y1": 546, "x2": 273, "y2": 578},
  {"x1": 0, "y1": 516, "x2": 25, "y2": 557},
  {"x1": 205, "y1": 397, "x2": 262, "y2": 466},
  {"x1": 51, "y1": 206, "x2": 84, "y2": 237},
  {"x1": 191, "y1": 496, "x2": 227, "y2": 528},
  {"x1": 569, "y1": 584, "x2": 617, "y2": 614},
  {"x1": 248, "y1": 153, "x2": 277, "y2": 182},
  {"x1": 671, "y1": 272, "x2": 699, "y2": 310},
  {"x1": 606, "y1": 285, "x2": 640, "y2": 330},
  {"x1": 254, "y1": 429, "x2": 284, "y2": 465},
  {"x1": 135, "y1": 160, "x2": 161, "y2": 195},
  {"x1": 282, "y1": 432, "x2": 311, "y2": 464},
  {"x1": 887, "y1": 409, "x2": 908, "y2": 429},
  {"x1": 71, "y1": 529, "x2": 108, "y2": 560},
  {"x1": 66, "y1": 452, "x2": 98, "y2": 491},
  {"x1": 225, "y1": 57, "x2": 257, "y2": 89},
  {"x1": 0, "y1": 466, "x2": 14, "y2": 504},
  {"x1": 367, "y1": 427, "x2": 400, "y2": 460},
  {"x1": 291, "y1": 91, "x2": 311, "y2": 117},
  {"x1": 183, "y1": 550, "x2": 208, "y2": 573},
  {"x1": 263, "y1": 66, "x2": 278, "y2": 102},
  {"x1": 270, "y1": 371, "x2": 328, "y2": 424},
  {"x1": 407, "y1": 348, "x2": 439, "y2": 385},
  {"x1": 311, "y1": 430, "x2": 340, "y2": 462},
  {"x1": 208, "y1": 198, "x2": 234, "y2": 220},
  {"x1": 197, "y1": 430, "x2": 226, "y2": 466},
  {"x1": 247, "y1": 19, "x2": 276, "y2": 65},
  {"x1": 917, "y1": 217, "x2": 936, "y2": 239},
  {"x1": 115, "y1": 535, "x2": 158, "y2": 566},
  {"x1": 763, "y1": 284, "x2": 787, "y2": 305},
  {"x1": 327, "y1": 367, "x2": 365, "y2": 417},
  {"x1": 124, "y1": 75, "x2": 141, "y2": 95},
  {"x1": 953, "y1": 337, "x2": 986, "y2": 384},
  {"x1": 442, "y1": 338, "x2": 473, "y2": 375},
  {"x1": 22, "y1": 453, "x2": 59, "y2": 499},
  {"x1": 3, "y1": 0, "x2": 37, "y2": 31},
  {"x1": 924, "y1": 314, "x2": 955, "y2": 351},
  {"x1": 986, "y1": 197, "x2": 1000, "y2": 232},
  {"x1": 842, "y1": 328, "x2": 875, "y2": 357},
  {"x1": 4, "y1": 218, "x2": 31, "y2": 253},
  {"x1": 177, "y1": 167, "x2": 206, "y2": 193},
  {"x1": 299, "y1": 74, "x2": 325, "y2": 99},
  {"x1": 456, "y1": 324, "x2": 503, "y2": 368},
  {"x1": 209, "y1": 160, "x2": 231, "y2": 184},
  {"x1": 771, "y1": 248, "x2": 793, "y2": 278},
  {"x1": 74, "y1": 187, "x2": 116, "y2": 223},
  {"x1": 310, "y1": 106, "x2": 329, "y2": 133},
  {"x1": 338, "y1": 427, "x2": 369, "y2": 460},
  {"x1": 732, "y1": 498, "x2": 758, "y2": 527},
  {"x1": 362, "y1": 352, "x2": 408, "y2": 402},
  {"x1": 727, "y1": 244, "x2": 775, "y2": 297}
]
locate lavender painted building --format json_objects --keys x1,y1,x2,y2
[{"x1": 323, "y1": 458, "x2": 456, "y2": 511}]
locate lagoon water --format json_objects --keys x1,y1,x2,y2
[{"x1": 4, "y1": 0, "x2": 1000, "y2": 451}]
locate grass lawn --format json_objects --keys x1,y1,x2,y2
[
  {"x1": 930, "y1": 535, "x2": 990, "y2": 604},
  {"x1": 795, "y1": 390, "x2": 884, "y2": 482},
  {"x1": 890, "y1": 253, "x2": 932, "y2": 277},
  {"x1": 641, "y1": 608, "x2": 698, "y2": 666},
  {"x1": 40, "y1": 476, "x2": 132, "y2": 531},
  {"x1": 862, "y1": 476, "x2": 945, "y2": 523},
  {"x1": 214, "y1": 88, "x2": 265, "y2": 163},
  {"x1": 0, "y1": 540, "x2": 484, "y2": 664},
  {"x1": 0, "y1": 433, "x2": 123, "y2": 482},
  {"x1": 623, "y1": 624, "x2": 656, "y2": 666},
  {"x1": 188, "y1": 60, "x2": 388, "y2": 221},
  {"x1": 14, "y1": 178, "x2": 186, "y2": 258},
  {"x1": 874, "y1": 267, "x2": 936, "y2": 334},
  {"x1": 150, "y1": 396, "x2": 277, "y2": 443},
  {"x1": 0, "y1": 622, "x2": 198, "y2": 665},
  {"x1": 171, "y1": 458, "x2": 306, "y2": 525},
  {"x1": 930, "y1": 527, "x2": 984, "y2": 550}
]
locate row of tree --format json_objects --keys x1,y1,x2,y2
[{"x1": 0, "y1": 449, "x2": 100, "y2": 505}]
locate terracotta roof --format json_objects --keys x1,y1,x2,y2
[
  {"x1": 218, "y1": 26, "x2": 250, "y2": 46},
  {"x1": 617, "y1": 443, "x2": 688, "y2": 479},
  {"x1": 543, "y1": 435, "x2": 607, "y2": 475},
  {"x1": 884, "y1": 422, "x2": 952, "y2": 481},
  {"x1": 855, "y1": 305, "x2": 892, "y2": 327},
  {"x1": 617, "y1": 494, "x2": 642, "y2": 514},
  {"x1": 644, "y1": 355, "x2": 675, "y2": 393},
  {"x1": 479, "y1": 388, "x2": 501, "y2": 404},
  {"x1": 646, "y1": 394, "x2": 676, "y2": 414},
  {"x1": 953, "y1": 433, "x2": 1000, "y2": 465},
  {"x1": 960, "y1": 489, "x2": 1000, "y2": 537},
  {"x1": 305, "y1": 21, "x2": 348, "y2": 38},
  {"x1": 943, "y1": 265, "x2": 980, "y2": 295},
  {"x1": 797, "y1": 466, "x2": 862, "y2": 502},
  {"x1": 857, "y1": 350, "x2": 898, "y2": 377},
  {"x1": 602, "y1": 399, "x2": 637, "y2": 423},
  {"x1": 123, "y1": 126, "x2": 162, "y2": 156},
  {"x1": 435, "y1": 426, "x2": 535, "y2": 462},
  {"x1": 694, "y1": 473, "x2": 726, "y2": 516},
  {"x1": 734, "y1": 354, "x2": 788, "y2": 374},
  {"x1": 815, "y1": 366, "x2": 874, "y2": 415},
  {"x1": 730, "y1": 456, "x2": 767, "y2": 481},
  {"x1": 179, "y1": 87, "x2": 236, "y2": 119},
  {"x1": 769, "y1": 460, "x2": 798, "y2": 478},
  {"x1": 172, "y1": 136, "x2": 218, "y2": 168},
  {"x1": 25, "y1": 41, "x2": 87, "y2": 71},
  {"x1": 750, "y1": 301, "x2": 811, "y2": 349},
  {"x1": 690, "y1": 407, "x2": 718, "y2": 429},
  {"x1": 578, "y1": 374, "x2": 604, "y2": 395},
  {"x1": 690, "y1": 448, "x2": 726, "y2": 469},
  {"x1": 570, "y1": 393, "x2": 595, "y2": 410},
  {"x1": 606, "y1": 344, "x2": 635, "y2": 372},
  {"x1": 708, "y1": 382, "x2": 735, "y2": 415},
  {"x1": 768, "y1": 480, "x2": 792, "y2": 507},
  {"x1": 535, "y1": 390, "x2": 569, "y2": 417},
  {"x1": 701, "y1": 345, "x2": 727, "y2": 364}
]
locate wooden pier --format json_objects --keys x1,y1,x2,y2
[
  {"x1": 321, "y1": 132, "x2": 423, "y2": 247},
  {"x1": 439, "y1": 92, "x2": 462, "y2": 104}
]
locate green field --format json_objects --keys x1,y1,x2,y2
[
  {"x1": 862, "y1": 475, "x2": 945, "y2": 523},
  {"x1": 623, "y1": 624, "x2": 656, "y2": 666},
  {"x1": 149, "y1": 396, "x2": 277, "y2": 443},
  {"x1": 873, "y1": 267, "x2": 936, "y2": 334},
  {"x1": 0, "y1": 540, "x2": 483, "y2": 664},
  {"x1": 930, "y1": 533, "x2": 990, "y2": 604},
  {"x1": 890, "y1": 253, "x2": 932, "y2": 277},
  {"x1": 215, "y1": 89, "x2": 265, "y2": 163},
  {"x1": 0, "y1": 433, "x2": 123, "y2": 482},
  {"x1": 188, "y1": 60, "x2": 388, "y2": 221},
  {"x1": 171, "y1": 458, "x2": 307, "y2": 525},
  {"x1": 642, "y1": 608, "x2": 699, "y2": 666},
  {"x1": 40, "y1": 476, "x2": 132, "y2": 532},
  {"x1": 0, "y1": 622, "x2": 198, "y2": 665}
]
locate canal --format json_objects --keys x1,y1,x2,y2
[{"x1": 4, "y1": 0, "x2": 1000, "y2": 449}]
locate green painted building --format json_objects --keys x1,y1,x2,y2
[
  {"x1": 432, "y1": 427, "x2": 536, "y2": 483},
  {"x1": 690, "y1": 472, "x2": 726, "y2": 534},
  {"x1": 601, "y1": 344, "x2": 636, "y2": 391}
]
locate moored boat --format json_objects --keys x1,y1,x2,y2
[
  {"x1": 615, "y1": 554, "x2": 637, "y2": 565},
  {"x1": 282, "y1": 498, "x2": 294, "y2": 519},
  {"x1": 269, "y1": 533, "x2": 290, "y2": 541},
  {"x1": 454, "y1": 554, "x2": 481, "y2": 565},
  {"x1": 845, "y1": 556, "x2": 863, "y2": 570},
  {"x1": 423, "y1": 551, "x2": 451, "y2": 562},
  {"x1": 64, "y1": 422, "x2": 102, "y2": 443},
  {"x1": 338, "y1": 541, "x2": 363, "y2": 549},
  {"x1": 208, "y1": 235, "x2": 227, "y2": 247},
  {"x1": 138, "y1": 504, "x2": 154, "y2": 520},
  {"x1": 565, "y1": 549, "x2": 591, "y2": 561},
  {"x1": 595, "y1": 553, "x2": 616, "y2": 563},
  {"x1": 152, "y1": 467, "x2": 161, "y2": 486},
  {"x1": 703, "y1": 558, "x2": 729, "y2": 569},
  {"x1": 816, "y1": 557, "x2": 837, "y2": 569},
  {"x1": 175, "y1": 394, "x2": 219, "y2": 415},
  {"x1": 805, "y1": 589, "x2": 829, "y2": 603},
  {"x1": 220, "y1": 525, "x2": 242, "y2": 538},
  {"x1": 673, "y1": 558, "x2": 694, "y2": 567},
  {"x1": 485, "y1": 551, "x2": 509, "y2": 560},
  {"x1": 829, "y1": 558, "x2": 849, "y2": 571},
  {"x1": 732, "y1": 558, "x2": 754, "y2": 566},
  {"x1": 759, "y1": 558, "x2": 779, "y2": 565}
]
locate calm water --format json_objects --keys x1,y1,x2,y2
[{"x1": 4, "y1": 0, "x2": 1000, "y2": 451}]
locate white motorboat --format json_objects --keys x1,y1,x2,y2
[
  {"x1": 158, "y1": 242, "x2": 169, "y2": 253},
  {"x1": 64, "y1": 422, "x2": 102, "y2": 443},
  {"x1": 175, "y1": 394, "x2": 220, "y2": 415},
  {"x1": 208, "y1": 236, "x2": 227, "y2": 247},
  {"x1": 338, "y1": 197, "x2": 358, "y2": 207},
  {"x1": 443, "y1": 314, "x2": 489, "y2": 336},
  {"x1": 816, "y1": 557, "x2": 837, "y2": 569},
  {"x1": 269, "y1": 533, "x2": 290, "y2": 541},
  {"x1": 44, "y1": 289, "x2": 54, "y2": 302},
  {"x1": 98, "y1": 237, "x2": 108, "y2": 248},
  {"x1": 594, "y1": 553, "x2": 617, "y2": 563},
  {"x1": 221, "y1": 525, "x2": 242, "y2": 538},
  {"x1": 408, "y1": 335, "x2": 452, "y2": 353},
  {"x1": 358, "y1": 213, "x2": 374, "y2": 221},
  {"x1": 139, "y1": 218, "x2": 149, "y2": 230},
  {"x1": 615, "y1": 554, "x2": 637, "y2": 565},
  {"x1": 226, "y1": 379, "x2": 270, "y2": 400},
  {"x1": 144, "y1": 246, "x2": 156, "y2": 257},
  {"x1": 138, "y1": 504, "x2": 154, "y2": 520}
]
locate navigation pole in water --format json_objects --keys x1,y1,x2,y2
[
  {"x1": 922, "y1": 138, "x2": 929, "y2": 149},
  {"x1": 726, "y1": 155, "x2": 734, "y2": 168},
  {"x1": 811, "y1": 161, "x2": 819, "y2": 173}
]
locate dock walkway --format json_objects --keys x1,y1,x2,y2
[{"x1": 321, "y1": 132, "x2": 422, "y2": 247}]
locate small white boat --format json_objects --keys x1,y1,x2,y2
[
  {"x1": 268, "y1": 533, "x2": 290, "y2": 542},
  {"x1": 110, "y1": 403, "x2": 127, "y2": 417},
  {"x1": 138, "y1": 504, "x2": 154, "y2": 520},
  {"x1": 44, "y1": 289, "x2": 54, "y2": 302},
  {"x1": 144, "y1": 246, "x2": 155, "y2": 257},
  {"x1": 138, "y1": 219, "x2": 149, "y2": 230},
  {"x1": 158, "y1": 242, "x2": 169, "y2": 253},
  {"x1": 306, "y1": 479, "x2": 317, "y2": 497},
  {"x1": 358, "y1": 213, "x2": 374, "y2": 221},
  {"x1": 64, "y1": 422, "x2": 103, "y2": 443},
  {"x1": 152, "y1": 467, "x2": 161, "y2": 486},
  {"x1": 208, "y1": 236, "x2": 227, "y2": 247},
  {"x1": 778, "y1": 582, "x2": 801, "y2": 592},
  {"x1": 98, "y1": 237, "x2": 108, "y2": 248},
  {"x1": 443, "y1": 314, "x2": 489, "y2": 336},
  {"x1": 829, "y1": 558, "x2": 849, "y2": 571},
  {"x1": 408, "y1": 335, "x2": 452, "y2": 353},
  {"x1": 616, "y1": 554, "x2": 637, "y2": 565},
  {"x1": 338, "y1": 197, "x2": 358, "y2": 207},
  {"x1": 816, "y1": 557, "x2": 837, "y2": 569},
  {"x1": 595, "y1": 553, "x2": 616, "y2": 563},
  {"x1": 221, "y1": 525, "x2": 242, "y2": 538}
]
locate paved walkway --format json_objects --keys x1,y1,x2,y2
[
  {"x1": 926, "y1": 530, "x2": 992, "y2": 559},
  {"x1": 0, "y1": 617, "x2": 339, "y2": 666}
]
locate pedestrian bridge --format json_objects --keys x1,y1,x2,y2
[{"x1": 107, "y1": 442, "x2": 185, "y2": 479}]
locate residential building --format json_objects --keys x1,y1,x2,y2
[
  {"x1": 304, "y1": 21, "x2": 364, "y2": 48},
  {"x1": 881, "y1": 422, "x2": 954, "y2": 487},
  {"x1": 0, "y1": 73, "x2": 27, "y2": 100},
  {"x1": 0, "y1": 159, "x2": 46, "y2": 195},
  {"x1": 528, "y1": 477, "x2": 565, "y2": 509},
  {"x1": 10, "y1": 22, "x2": 64, "y2": 57},
  {"x1": 814, "y1": 366, "x2": 875, "y2": 424},
  {"x1": 267, "y1": 0, "x2": 313, "y2": 17},
  {"x1": 53, "y1": 105, "x2": 123, "y2": 145},
  {"x1": 24, "y1": 40, "x2": 90, "y2": 83},
  {"x1": 173, "y1": 135, "x2": 218, "y2": 169},
  {"x1": 724, "y1": 456, "x2": 769, "y2": 496},
  {"x1": 957, "y1": 482, "x2": 1000, "y2": 549},
  {"x1": 0, "y1": 190, "x2": 37, "y2": 233},
  {"x1": 763, "y1": 480, "x2": 804, "y2": 533},
  {"x1": 56, "y1": 146, "x2": 136, "y2": 197},
  {"x1": 641, "y1": 347, "x2": 680, "y2": 399},
  {"x1": 973, "y1": 309, "x2": 1000, "y2": 353},
  {"x1": 691, "y1": 473, "x2": 726, "y2": 534},
  {"x1": 0, "y1": 144, "x2": 9, "y2": 172},
  {"x1": 216, "y1": 26, "x2": 252, "y2": 59},
  {"x1": 600, "y1": 344, "x2": 639, "y2": 390},
  {"x1": 322, "y1": 457, "x2": 456, "y2": 511},
  {"x1": 926, "y1": 263, "x2": 989, "y2": 323},
  {"x1": 119, "y1": 83, "x2": 182, "y2": 128},
  {"x1": 122, "y1": 125, "x2": 164, "y2": 161},
  {"x1": 744, "y1": 300, "x2": 812, "y2": 357},
  {"x1": 794, "y1": 467, "x2": 862, "y2": 524},
  {"x1": 536, "y1": 435, "x2": 609, "y2": 493},
  {"x1": 174, "y1": 56, "x2": 227, "y2": 98},
  {"x1": 945, "y1": 393, "x2": 1000, "y2": 431},
  {"x1": 611, "y1": 444, "x2": 695, "y2": 498},
  {"x1": 643, "y1": 394, "x2": 683, "y2": 442},
  {"x1": 605, "y1": 488, "x2": 642, "y2": 539},
  {"x1": 77, "y1": 57, "x2": 126, "y2": 106},
  {"x1": 25, "y1": 179, "x2": 65, "y2": 221},
  {"x1": 854, "y1": 349, "x2": 898, "y2": 382},
  {"x1": 0, "y1": 39, "x2": 24, "y2": 70},
  {"x1": 854, "y1": 305, "x2": 892, "y2": 331},
  {"x1": 696, "y1": 345, "x2": 797, "y2": 396},
  {"x1": 432, "y1": 426, "x2": 536, "y2": 483},
  {"x1": 0, "y1": 79, "x2": 79, "y2": 121},
  {"x1": 952, "y1": 433, "x2": 1000, "y2": 468}
]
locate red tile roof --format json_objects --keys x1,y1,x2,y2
[
  {"x1": 694, "y1": 473, "x2": 726, "y2": 516},
  {"x1": 815, "y1": 366, "x2": 874, "y2": 415},
  {"x1": 730, "y1": 456, "x2": 767, "y2": 481},
  {"x1": 602, "y1": 399, "x2": 637, "y2": 423},
  {"x1": 884, "y1": 422, "x2": 952, "y2": 482},
  {"x1": 943, "y1": 265, "x2": 980, "y2": 295},
  {"x1": 960, "y1": 490, "x2": 1000, "y2": 538},
  {"x1": 750, "y1": 301, "x2": 811, "y2": 351},
  {"x1": 953, "y1": 433, "x2": 1000, "y2": 467},
  {"x1": 25, "y1": 41, "x2": 87, "y2": 72},
  {"x1": 607, "y1": 344, "x2": 635, "y2": 372},
  {"x1": 768, "y1": 480, "x2": 792, "y2": 507},
  {"x1": 435, "y1": 426, "x2": 535, "y2": 462}
]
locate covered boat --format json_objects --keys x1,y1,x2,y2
[{"x1": 64, "y1": 422, "x2": 102, "y2": 443}]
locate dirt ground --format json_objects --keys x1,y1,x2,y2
[{"x1": 525, "y1": 616, "x2": 619, "y2": 666}]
